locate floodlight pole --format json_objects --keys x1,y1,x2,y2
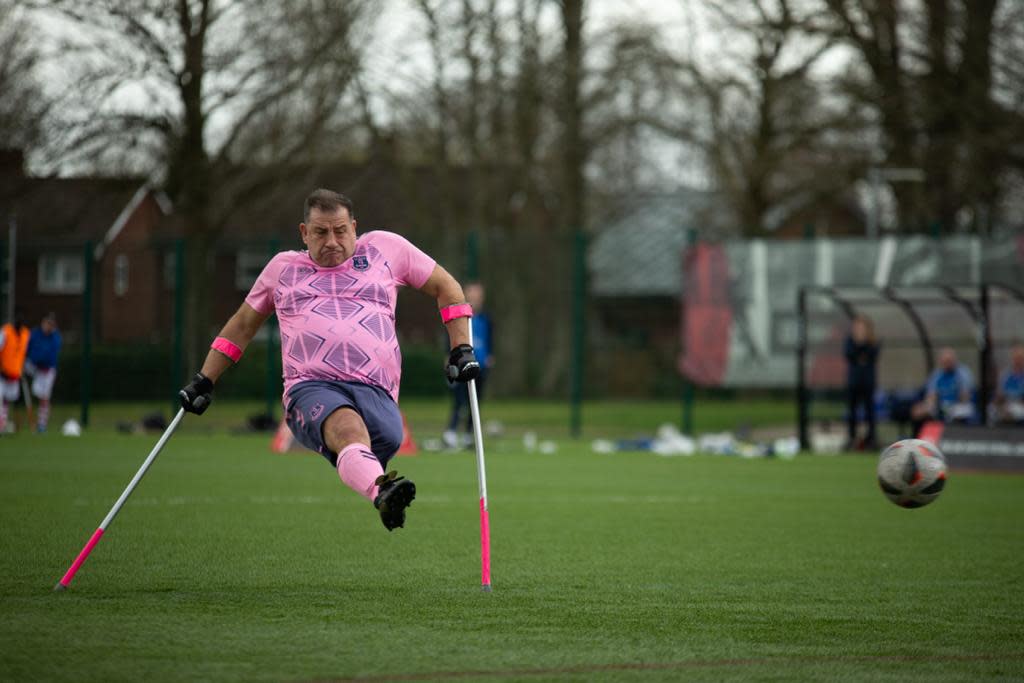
[{"x1": 796, "y1": 288, "x2": 809, "y2": 451}]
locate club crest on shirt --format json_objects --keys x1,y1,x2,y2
[{"x1": 352, "y1": 255, "x2": 369, "y2": 271}]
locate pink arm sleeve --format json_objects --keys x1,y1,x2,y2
[{"x1": 244, "y1": 253, "x2": 286, "y2": 314}]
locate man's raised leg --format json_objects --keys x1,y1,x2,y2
[
  {"x1": 336, "y1": 443, "x2": 385, "y2": 500},
  {"x1": 323, "y1": 407, "x2": 415, "y2": 530}
]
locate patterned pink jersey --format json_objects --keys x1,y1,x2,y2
[{"x1": 245, "y1": 231, "x2": 436, "y2": 403}]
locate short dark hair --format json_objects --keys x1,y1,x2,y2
[{"x1": 303, "y1": 189, "x2": 355, "y2": 222}]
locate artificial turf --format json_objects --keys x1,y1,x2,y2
[{"x1": 1, "y1": 412, "x2": 1022, "y2": 681}]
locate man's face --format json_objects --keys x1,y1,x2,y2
[
  {"x1": 41, "y1": 318, "x2": 55, "y2": 334},
  {"x1": 851, "y1": 318, "x2": 867, "y2": 342},
  {"x1": 299, "y1": 206, "x2": 357, "y2": 267},
  {"x1": 939, "y1": 348, "x2": 957, "y2": 371},
  {"x1": 1012, "y1": 346, "x2": 1024, "y2": 371}
]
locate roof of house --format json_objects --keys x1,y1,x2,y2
[
  {"x1": 1, "y1": 174, "x2": 148, "y2": 250},
  {"x1": 588, "y1": 191, "x2": 715, "y2": 298}
]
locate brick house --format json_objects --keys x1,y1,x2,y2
[
  {"x1": 0, "y1": 149, "x2": 171, "y2": 344},
  {"x1": 0, "y1": 151, "x2": 501, "y2": 345},
  {"x1": 3, "y1": 149, "x2": 555, "y2": 401}
]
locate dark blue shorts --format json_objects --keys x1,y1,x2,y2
[{"x1": 285, "y1": 380, "x2": 403, "y2": 468}]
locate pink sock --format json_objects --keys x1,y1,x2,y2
[{"x1": 336, "y1": 443, "x2": 385, "y2": 501}]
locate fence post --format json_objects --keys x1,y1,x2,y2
[
  {"x1": 681, "y1": 229, "x2": 696, "y2": 435},
  {"x1": 797, "y1": 287, "x2": 809, "y2": 451},
  {"x1": 80, "y1": 241, "x2": 94, "y2": 428},
  {"x1": 569, "y1": 229, "x2": 586, "y2": 438},
  {"x1": 171, "y1": 239, "x2": 185, "y2": 413},
  {"x1": 979, "y1": 283, "x2": 991, "y2": 426},
  {"x1": 4, "y1": 216, "x2": 14, "y2": 323}
]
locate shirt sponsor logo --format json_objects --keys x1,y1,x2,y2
[{"x1": 352, "y1": 255, "x2": 370, "y2": 271}]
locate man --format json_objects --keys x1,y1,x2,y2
[
  {"x1": 179, "y1": 190, "x2": 480, "y2": 531},
  {"x1": 911, "y1": 347, "x2": 975, "y2": 434},
  {"x1": 995, "y1": 344, "x2": 1024, "y2": 424},
  {"x1": 25, "y1": 313, "x2": 62, "y2": 433},
  {"x1": 842, "y1": 314, "x2": 879, "y2": 451},
  {"x1": 443, "y1": 281, "x2": 493, "y2": 448},
  {"x1": 0, "y1": 310, "x2": 30, "y2": 434}
]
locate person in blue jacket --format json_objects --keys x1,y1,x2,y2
[
  {"x1": 25, "y1": 313, "x2": 62, "y2": 433},
  {"x1": 911, "y1": 347, "x2": 974, "y2": 434},
  {"x1": 844, "y1": 315, "x2": 880, "y2": 450},
  {"x1": 443, "y1": 282, "x2": 494, "y2": 448}
]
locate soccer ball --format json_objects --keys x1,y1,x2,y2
[{"x1": 877, "y1": 439, "x2": 948, "y2": 508}]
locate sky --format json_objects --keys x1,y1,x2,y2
[
  {"x1": 369, "y1": 0, "x2": 700, "y2": 82},
  {"x1": 25, "y1": 0, "x2": 851, "y2": 198}
]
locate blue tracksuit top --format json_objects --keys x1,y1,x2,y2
[
  {"x1": 1001, "y1": 370, "x2": 1024, "y2": 401},
  {"x1": 925, "y1": 365, "x2": 974, "y2": 406},
  {"x1": 472, "y1": 313, "x2": 493, "y2": 363},
  {"x1": 27, "y1": 328, "x2": 62, "y2": 370}
]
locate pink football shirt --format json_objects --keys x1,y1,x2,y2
[{"x1": 245, "y1": 230, "x2": 436, "y2": 403}]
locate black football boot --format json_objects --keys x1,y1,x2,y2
[{"x1": 373, "y1": 471, "x2": 416, "y2": 531}]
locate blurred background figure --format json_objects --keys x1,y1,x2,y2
[
  {"x1": 912, "y1": 347, "x2": 975, "y2": 434},
  {"x1": 844, "y1": 315, "x2": 879, "y2": 450},
  {"x1": 0, "y1": 310, "x2": 30, "y2": 434},
  {"x1": 994, "y1": 344, "x2": 1024, "y2": 424},
  {"x1": 25, "y1": 313, "x2": 62, "y2": 433},
  {"x1": 444, "y1": 282, "x2": 493, "y2": 449}
]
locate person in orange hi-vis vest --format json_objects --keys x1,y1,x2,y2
[{"x1": 0, "y1": 310, "x2": 31, "y2": 434}]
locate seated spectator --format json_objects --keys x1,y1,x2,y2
[
  {"x1": 911, "y1": 347, "x2": 975, "y2": 434},
  {"x1": 994, "y1": 344, "x2": 1024, "y2": 424}
]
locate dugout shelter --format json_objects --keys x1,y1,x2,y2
[{"x1": 796, "y1": 282, "x2": 1024, "y2": 467}]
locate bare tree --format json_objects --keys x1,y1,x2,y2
[
  {"x1": 699, "y1": 1, "x2": 864, "y2": 235},
  {"x1": 821, "y1": 0, "x2": 1014, "y2": 234},
  {"x1": 34, "y1": 0, "x2": 372, "y2": 365},
  {"x1": 385, "y1": 0, "x2": 575, "y2": 393},
  {"x1": 559, "y1": 0, "x2": 586, "y2": 237},
  {"x1": 623, "y1": 0, "x2": 863, "y2": 235},
  {"x1": 0, "y1": 2, "x2": 50, "y2": 159},
  {"x1": 992, "y1": 2, "x2": 1024, "y2": 229}
]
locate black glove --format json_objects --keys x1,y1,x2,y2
[
  {"x1": 446, "y1": 344, "x2": 481, "y2": 383},
  {"x1": 179, "y1": 372, "x2": 214, "y2": 415}
]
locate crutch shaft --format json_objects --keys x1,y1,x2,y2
[{"x1": 54, "y1": 408, "x2": 186, "y2": 591}]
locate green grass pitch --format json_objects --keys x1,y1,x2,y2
[{"x1": 1, "y1": 403, "x2": 1022, "y2": 681}]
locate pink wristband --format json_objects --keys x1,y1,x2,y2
[
  {"x1": 440, "y1": 303, "x2": 473, "y2": 323},
  {"x1": 212, "y1": 337, "x2": 243, "y2": 363}
]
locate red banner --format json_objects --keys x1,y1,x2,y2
[{"x1": 679, "y1": 243, "x2": 731, "y2": 386}]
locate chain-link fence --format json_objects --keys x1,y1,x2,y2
[{"x1": 7, "y1": 217, "x2": 1024, "y2": 436}]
